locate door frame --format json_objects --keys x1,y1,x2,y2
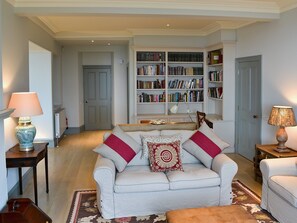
[
  {"x1": 235, "y1": 55, "x2": 262, "y2": 154},
  {"x1": 83, "y1": 65, "x2": 113, "y2": 130}
]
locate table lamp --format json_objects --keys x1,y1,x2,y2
[
  {"x1": 268, "y1": 105, "x2": 296, "y2": 152},
  {"x1": 8, "y1": 92, "x2": 43, "y2": 152},
  {"x1": 170, "y1": 103, "x2": 179, "y2": 114}
]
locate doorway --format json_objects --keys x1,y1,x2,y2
[
  {"x1": 235, "y1": 56, "x2": 262, "y2": 161},
  {"x1": 83, "y1": 66, "x2": 112, "y2": 130}
]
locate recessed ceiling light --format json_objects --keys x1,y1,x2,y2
[
  {"x1": 166, "y1": 24, "x2": 170, "y2": 27},
  {"x1": 91, "y1": 40, "x2": 94, "y2": 43}
]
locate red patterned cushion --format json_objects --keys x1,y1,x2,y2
[
  {"x1": 183, "y1": 121, "x2": 229, "y2": 168},
  {"x1": 93, "y1": 126, "x2": 141, "y2": 172},
  {"x1": 147, "y1": 140, "x2": 183, "y2": 172}
]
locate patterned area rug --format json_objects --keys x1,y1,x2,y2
[{"x1": 67, "y1": 180, "x2": 277, "y2": 223}]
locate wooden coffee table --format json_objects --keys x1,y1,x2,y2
[{"x1": 166, "y1": 205, "x2": 257, "y2": 223}]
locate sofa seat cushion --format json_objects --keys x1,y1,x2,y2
[
  {"x1": 166, "y1": 163, "x2": 220, "y2": 190},
  {"x1": 269, "y1": 175, "x2": 297, "y2": 207},
  {"x1": 114, "y1": 165, "x2": 169, "y2": 193}
]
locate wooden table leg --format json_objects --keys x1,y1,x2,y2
[
  {"x1": 33, "y1": 166, "x2": 38, "y2": 206},
  {"x1": 45, "y1": 150, "x2": 49, "y2": 193},
  {"x1": 18, "y1": 167, "x2": 23, "y2": 194}
]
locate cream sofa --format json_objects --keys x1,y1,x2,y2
[
  {"x1": 93, "y1": 123, "x2": 238, "y2": 219},
  {"x1": 260, "y1": 157, "x2": 297, "y2": 223}
]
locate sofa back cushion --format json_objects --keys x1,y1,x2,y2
[
  {"x1": 126, "y1": 130, "x2": 160, "y2": 166},
  {"x1": 161, "y1": 130, "x2": 201, "y2": 164}
]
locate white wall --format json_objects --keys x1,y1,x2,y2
[
  {"x1": 236, "y1": 7, "x2": 297, "y2": 149},
  {"x1": 29, "y1": 43, "x2": 54, "y2": 144},
  {"x1": 0, "y1": 0, "x2": 8, "y2": 210},
  {"x1": 0, "y1": 0, "x2": 60, "y2": 206},
  {"x1": 62, "y1": 45, "x2": 128, "y2": 128}
]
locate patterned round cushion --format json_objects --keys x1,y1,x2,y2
[{"x1": 147, "y1": 140, "x2": 183, "y2": 172}]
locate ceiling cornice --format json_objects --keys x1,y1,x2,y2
[{"x1": 7, "y1": 0, "x2": 280, "y2": 20}]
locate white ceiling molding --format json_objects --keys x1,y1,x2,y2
[{"x1": 5, "y1": 0, "x2": 297, "y2": 45}]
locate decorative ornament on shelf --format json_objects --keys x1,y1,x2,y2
[
  {"x1": 268, "y1": 105, "x2": 297, "y2": 153},
  {"x1": 8, "y1": 92, "x2": 43, "y2": 152}
]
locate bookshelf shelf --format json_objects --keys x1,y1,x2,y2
[{"x1": 135, "y1": 49, "x2": 205, "y2": 118}]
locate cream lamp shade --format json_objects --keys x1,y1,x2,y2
[
  {"x1": 268, "y1": 105, "x2": 296, "y2": 152},
  {"x1": 8, "y1": 92, "x2": 43, "y2": 151}
]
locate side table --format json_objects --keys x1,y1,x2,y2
[
  {"x1": 6, "y1": 142, "x2": 49, "y2": 206},
  {"x1": 254, "y1": 144, "x2": 297, "y2": 181}
]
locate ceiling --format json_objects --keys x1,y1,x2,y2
[{"x1": 6, "y1": 0, "x2": 297, "y2": 45}]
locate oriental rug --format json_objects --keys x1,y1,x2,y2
[{"x1": 67, "y1": 180, "x2": 277, "y2": 223}]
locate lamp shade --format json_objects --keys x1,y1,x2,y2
[
  {"x1": 170, "y1": 104, "x2": 178, "y2": 114},
  {"x1": 268, "y1": 106, "x2": 296, "y2": 127},
  {"x1": 8, "y1": 92, "x2": 43, "y2": 117}
]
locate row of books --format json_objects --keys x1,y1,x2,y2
[
  {"x1": 168, "y1": 52, "x2": 203, "y2": 62},
  {"x1": 137, "y1": 79, "x2": 165, "y2": 89},
  {"x1": 168, "y1": 90, "x2": 204, "y2": 103},
  {"x1": 168, "y1": 78, "x2": 203, "y2": 89},
  {"x1": 168, "y1": 66, "x2": 203, "y2": 76},
  {"x1": 137, "y1": 52, "x2": 165, "y2": 61},
  {"x1": 208, "y1": 87, "x2": 223, "y2": 99},
  {"x1": 137, "y1": 92, "x2": 166, "y2": 103},
  {"x1": 138, "y1": 64, "x2": 165, "y2": 76},
  {"x1": 209, "y1": 70, "x2": 223, "y2": 81}
]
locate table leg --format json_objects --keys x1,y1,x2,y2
[
  {"x1": 45, "y1": 150, "x2": 49, "y2": 193},
  {"x1": 18, "y1": 167, "x2": 23, "y2": 194},
  {"x1": 33, "y1": 166, "x2": 38, "y2": 206}
]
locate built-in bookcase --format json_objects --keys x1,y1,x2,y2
[
  {"x1": 135, "y1": 50, "x2": 205, "y2": 122},
  {"x1": 207, "y1": 48, "x2": 224, "y2": 118}
]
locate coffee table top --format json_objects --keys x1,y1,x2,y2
[{"x1": 166, "y1": 205, "x2": 257, "y2": 223}]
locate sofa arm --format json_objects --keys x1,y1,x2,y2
[
  {"x1": 93, "y1": 156, "x2": 116, "y2": 219},
  {"x1": 260, "y1": 157, "x2": 297, "y2": 179},
  {"x1": 260, "y1": 157, "x2": 297, "y2": 210},
  {"x1": 212, "y1": 154, "x2": 238, "y2": 205}
]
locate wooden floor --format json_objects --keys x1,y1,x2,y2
[{"x1": 16, "y1": 130, "x2": 262, "y2": 223}]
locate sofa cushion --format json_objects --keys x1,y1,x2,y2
[
  {"x1": 141, "y1": 134, "x2": 182, "y2": 159},
  {"x1": 147, "y1": 140, "x2": 183, "y2": 172},
  {"x1": 269, "y1": 175, "x2": 297, "y2": 207},
  {"x1": 166, "y1": 163, "x2": 220, "y2": 190},
  {"x1": 160, "y1": 130, "x2": 195, "y2": 144},
  {"x1": 161, "y1": 130, "x2": 200, "y2": 164},
  {"x1": 93, "y1": 126, "x2": 141, "y2": 172},
  {"x1": 126, "y1": 130, "x2": 160, "y2": 145},
  {"x1": 114, "y1": 165, "x2": 169, "y2": 193},
  {"x1": 183, "y1": 122, "x2": 229, "y2": 168}
]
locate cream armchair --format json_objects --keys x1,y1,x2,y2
[{"x1": 260, "y1": 157, "x2": 297, "y2": 223}]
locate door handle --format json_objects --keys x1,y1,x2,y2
[{"x1": 253, "y1": 115, "x2": 258, "y2": 118}]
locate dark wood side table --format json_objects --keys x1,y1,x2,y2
[
  {"x1": 254, "y1": 144, "x2": 297, "y2": 181},
  {"x1": 6, "y1": 143, "x2": 49, "y2": 206}
]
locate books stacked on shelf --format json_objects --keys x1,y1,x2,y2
[
  {"x1": 168, "y1": 66, "x2": 203, "y2": 76},
  {"x1": 207, "y1": 49, "x2": 223, "y2": 65},
  {"x1": 137, "y1": 79, "x2": 165, "y2": 89},
  {"x1": 168, "y1": 78, "x2": 203, "y2": 89},
  {"x1": 137, "y1": 52, "x2": 165, "y2": 61},
  {"x1": 209, "y1": 70, "x2": 223, "y2": 82},
  {"x1": 137, "y1": 64, "x2": 165, "y2": 76},
  {"x1": 208, "y1": 87, "x2": 223, "y2": 99},
  {"x1": 168, "y1": 52, "x2": 203, "y2": 62},
  {"x1": 138, "y1": 92, "x2": 166, "y2": 103},
  {"x1": 168, "y1": 90, "x2": 203, "y2": 102}
]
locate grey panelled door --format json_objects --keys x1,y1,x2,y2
[
  {"x1": 235, "y1": 56, "x2": 261, "y2": 161},
  {"x1": 84, "y1": 67, "x2": 112, "y2": 130}
]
